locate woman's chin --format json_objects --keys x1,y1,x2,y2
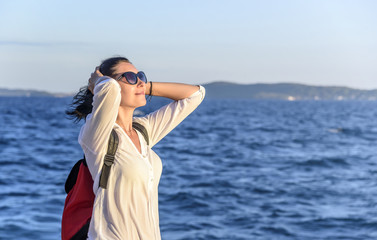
[
  {"x1": 120, "y1": 97, "x2": 147, "y2": 108},
  {"x1": 138, "y1": 98, "x2": 147, "y2": 107}
]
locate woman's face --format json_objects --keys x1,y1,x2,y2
[{"x1": 112, "y1": 62, "x2": 147, "y2": 109}]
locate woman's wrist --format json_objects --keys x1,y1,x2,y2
[
  {"x1": 146, "y1": 81, "x2": 153, "y2": 101},
  {"x1": 146, "y1": 82, "x2": 153, "y2": 95},
  {"x1": 149, "y1": 81, "x2": 153, "y2": 96}
]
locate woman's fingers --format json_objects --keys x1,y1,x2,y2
[
  {"x1": 96, "y1": 69, "x2": 103, "y2": 77},
  {"x1": 88, "y1": 66, "x2": 103, "y2": 94}
]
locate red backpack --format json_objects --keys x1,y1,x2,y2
[{"x1": 61, "y1": 123, "x2": 149, "y2": 240}]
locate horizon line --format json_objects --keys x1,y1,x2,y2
[{"x1": 1, "y1": 81, "x2": 377, "y2": 94}]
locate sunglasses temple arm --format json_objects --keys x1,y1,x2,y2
[{"x1": 115, "y1": 75, "x2": 122, "y2": 81}]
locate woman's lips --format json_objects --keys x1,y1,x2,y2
[{"x1": 135, "y1": 92, "x2": 145, "y2": 95}]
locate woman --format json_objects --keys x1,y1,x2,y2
[{"x1": 66, "y1": 56, "x2": 205, "y2": 239}]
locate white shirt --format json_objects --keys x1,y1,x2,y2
[{"x1": 78, "y1": 78, "x2": 205, "y2": 240}]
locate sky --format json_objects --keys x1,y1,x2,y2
[{"x1": 0, "y1": 0, "x2": 376, "y2": 93}]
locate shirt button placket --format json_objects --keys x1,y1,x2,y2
[{"x1": 149, "y1": 167, "x2": 154, "y2": 189}]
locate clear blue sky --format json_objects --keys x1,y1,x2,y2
[{"x1": 0, "y1": 0, "x2": 376, "y2": 92}]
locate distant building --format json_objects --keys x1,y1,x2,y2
[{"x1": 287, "y1": 96, "x2": 296, "y2": 101}]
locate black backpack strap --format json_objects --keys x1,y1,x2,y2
[
  {"x1": 98, "y1": 123, "x2": 147, "y2": 189},
  {"x1": 132, "y1": 122, "x2": 149, "y2": 146},
  {"x1": 99, "y1": 129, "x2": 119, "y2": 189}
]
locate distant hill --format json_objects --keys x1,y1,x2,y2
[
  {"x1": 0, "y1": 88, "x2": 72, "y2": 97},
  {"x1": 203, "y1": 82, "x2": 377, "y2": 100},
  {"x1": 2, "y1": 82, "x2": 377, "y2": 100}
]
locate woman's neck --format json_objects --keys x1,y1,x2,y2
[{"x1": 116, "y1": 107, "x2": 135, "y2": 133}]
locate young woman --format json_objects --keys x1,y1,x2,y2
[{"x1": 66, "y1": 56, "x2": 205, "y2": 239}]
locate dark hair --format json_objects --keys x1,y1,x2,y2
[{"x1": 66, "y1": 56, "x2": 131, "y2": 122}]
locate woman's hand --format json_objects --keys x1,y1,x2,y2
[{"x1": 88, "y1": 67, "x2": 104, "y2": 94}]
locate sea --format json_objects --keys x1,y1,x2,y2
[{"x1": 1, "y1": 96, "x2": 377, "y2": 240}]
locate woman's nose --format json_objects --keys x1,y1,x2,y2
[{"x1": 137, "y1": 78, "x2": 145, "y2": 86}]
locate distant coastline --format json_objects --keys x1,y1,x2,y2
[
  {"x1": 2, "y1": 82, "x2": 377, "y2": 100},
  {"x1": 0, "y1": 88, "x2": 73, "y2": 97},
  {"x1": 203, "y1": 82, "x2": 377, "y2": 100}
]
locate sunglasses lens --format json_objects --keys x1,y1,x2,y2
[
  {"x1": 137, "y1": 71, "x2": 147, "y2": 83},
  {"x1": 124, "y1": 72, "x2": 138, "y2": 84}
]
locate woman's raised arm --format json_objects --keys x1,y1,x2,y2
[
  {"x1": 146, "y1": 82, "x2": 200, "y2": 100},
  {"x1": 135, "y1": 83, "x2": 205, "y2": 148}
]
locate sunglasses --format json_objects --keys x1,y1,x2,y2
[{"x1": 115, "y1": 71, "x2": 147, "y2": 85}]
